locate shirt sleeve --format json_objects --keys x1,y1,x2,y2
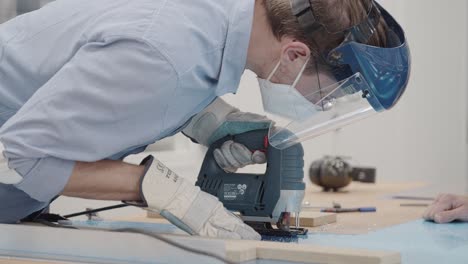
[
  {"x1": 0, "y1": 183, "x2": 48, "y2": 223},
  {"x1": 0, "y1": 38, "x2": 179, "y2": 203}
]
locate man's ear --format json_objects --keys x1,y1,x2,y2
[{"x1": 280, "y1": 41, "x2": 310, "y2": 65}]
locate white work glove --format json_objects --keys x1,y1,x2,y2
[
  {"x1": 183, "y1": 98, "x2": 272, "y2": 172},
  {"x1": 132, "y1": 156, "x2": 261, "y2": 240},
  {"x1": 423, "y1": 194, "x2": 468, "y2": 224}
]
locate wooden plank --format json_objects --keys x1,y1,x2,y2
[
  {"x1": 0, "y1": 258, "x2": 74, "y2": 264},
  {"x1": 222, "y1": 239, "x2": 400, "y2": 264},
  {"x1": 147, "y1": 211, "x2": 162, "y2": 219},
  {"x1": 153, "y1": 233, "x2": 400, "y2": 264},
  {"x1": 253, "y1": 243, "x2": 400, "y2": 264},
  {"x1": 292, "y1": 212, "x2": 337, "y2": 227},
  {"x1": 0, "y1": 223, "x2": 401, "y2": 264},
  {"x1": 147, "y1": 211, "x2": 337, "y2": 228}
]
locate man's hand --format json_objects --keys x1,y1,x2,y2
[
  {"x1": 183, "y1": 98, "x2": 271, "y2": 172},
  {"x1": 131, "y1": 156, "x2": 261, "y2": 240},
  {"x1": 423, "y1": 194, "x2": 468, "y2": 224}
]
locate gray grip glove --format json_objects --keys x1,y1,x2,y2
[
  {"x1": 183, "y1": 98, "x2": 271, "y2": 172},
  {"x1": 213, "y1": 140, "x2": 267, "y2": 173},
  {"x1": 133, "y1": 156, "x2": 261, "y2": 240}
]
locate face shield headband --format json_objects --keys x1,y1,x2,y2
[
  {"x1": 264, "y1": 0, "x2": 411, "y2": 150},
  {"x1": 290, "y1": 0, "x2": 411, "y2": 111}
]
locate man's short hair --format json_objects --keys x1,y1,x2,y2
[{"x1": 263, "y1": 0, "x2": 388, "y2": 74}]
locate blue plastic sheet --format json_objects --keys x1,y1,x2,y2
[{"x1": 297, "y1": 220, "x2": 468, "y2": 264}]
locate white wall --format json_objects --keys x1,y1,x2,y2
[
  {"x1": 465, "y1": 0, "x2": 468, "y2": 192},
  {"x1": 223, "y1": 0, "x2": 468, "y2": 191}
]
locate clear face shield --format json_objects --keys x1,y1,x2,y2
[{"x1": 261, "y1": 0, "x2": 411, "y2": 149}]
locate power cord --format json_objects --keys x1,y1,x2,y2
[
  {"x1": 34, "y1": 205, "x2": 237, "y2": 264},
  {"x1": 63, "y1": 203, "x2": 130, "y2": 218},
  {"x1": 115, "y1": 228, "x2": 237, "y2": 264}
]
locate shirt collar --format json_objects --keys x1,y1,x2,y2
[{"x1": 215, "y1": 0, "x2": 255, "y2": 96}]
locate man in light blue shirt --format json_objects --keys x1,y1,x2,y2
[
  {"x1": 0, "y1": 0, "x2": 273, "y2": 240},
  {"x1": 0, "y1": 0, "x2": 408, "y2": 239}
]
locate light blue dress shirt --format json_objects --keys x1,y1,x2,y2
[{"x1": 0, "y1": 0, "x2": 254, "y2": 222}]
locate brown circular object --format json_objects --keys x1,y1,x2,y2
[{"x1": 309, "y1": 156, "x2": 353, "y2": 191}]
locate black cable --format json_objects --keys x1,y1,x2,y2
[{"x1": 64, "y1": 203, "x2": 130, "y2": 218}]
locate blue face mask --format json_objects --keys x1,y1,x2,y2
[{"x1": 257, "y1": 58, "x2": 319, "y2": 121}]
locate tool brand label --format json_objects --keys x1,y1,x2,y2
[{"x1": 223, "y1": 184, "x2": 247, "y2": 201}]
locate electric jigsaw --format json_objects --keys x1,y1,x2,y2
[{"x1": 196, "y1": 129, "x2": 308, "y2": 237}]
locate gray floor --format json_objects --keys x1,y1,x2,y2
[
  {"x1": 0, "y1": 0, "x2": 53, "y2": 23},
  {"x1": 0, "y1": 0, "x2": 17, "y2": 23}
]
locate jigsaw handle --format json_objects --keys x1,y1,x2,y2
[
  {"x1": 207, "y1": 129, "x2": 305, "y2": 190},
  {"x1": 270, "y1": 141, "x2": 305, "y2": 191},
  {"x1": 197, "y1": 129, "x2": 305, "y2": 219}
]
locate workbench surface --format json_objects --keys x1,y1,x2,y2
[
  {"x1": 148, "y1": 182, "x2": 433, "y2": 234},
  {"x1": 1, "y1": 220, "x2": 467, "y2": 264},
  {"x1": 1, "y1": 182, "x2": 466, "y2": 264},
  {"x1": 305, "y1": 219, "x2": 468, "y2": 264},
  {"x1": 303, "y1": 182, "x2": 430, "y2": 234}
]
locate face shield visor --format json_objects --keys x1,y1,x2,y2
[{"x1": 263, "y1": 0, "x2": 411, "y2": 150}]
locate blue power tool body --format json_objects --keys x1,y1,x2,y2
[{"x1": 196, "y1": 129, "x2": 308, "y2": 237}]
